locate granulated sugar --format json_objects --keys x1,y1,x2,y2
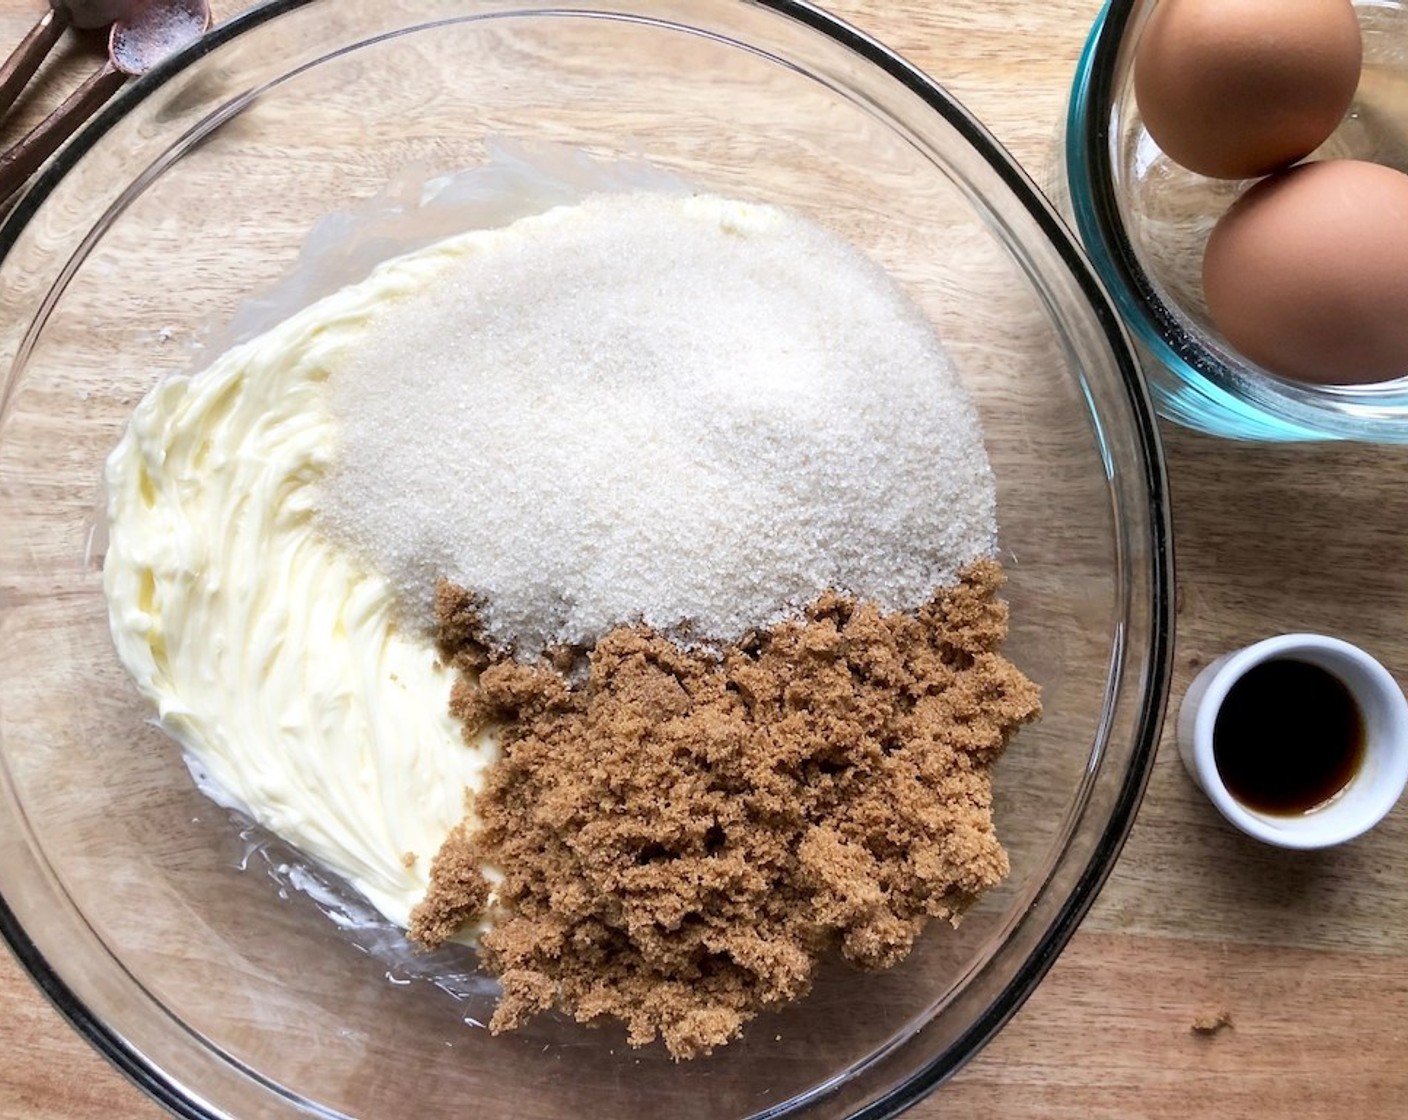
[{"x1": 320, "y1": 192, "x2": 995, "y2": 656}]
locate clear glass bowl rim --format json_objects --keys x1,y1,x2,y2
[{"x1": 0, "y1": 1, "x2": 1175, "y2": 1116}]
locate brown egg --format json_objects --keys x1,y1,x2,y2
[
  {"x1": 1134, "y1": 0, "x2": 1362, "y2": 179},
  {"x1": 1202, "y1": 160, "x2": 1408, "y2": 385}
]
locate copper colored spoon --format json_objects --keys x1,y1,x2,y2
[
  {"x1": 0, "y1": 3, "x2": 133, "y2": 121},
  {"x1": 0, "y1": 0, "x2": 210, "y2": 205}
]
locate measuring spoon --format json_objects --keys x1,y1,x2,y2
[{"x1": 0, "y1": 0, "x2": 209, "y2": 205}]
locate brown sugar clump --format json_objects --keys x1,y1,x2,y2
[
  {"x1": 409, "y1": 821, "x2": 490, "y2": 948},
  {"x1": 408, "y1": 558, "x2": 1040, "y2": 1060},
  {"x1": 1192, "y1": 1009, "x2": 1234, "y2": 1036}
]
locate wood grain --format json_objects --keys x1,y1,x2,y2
[{"x1": 3, "y1": 1, "x2": 1408, "y2": 1118}]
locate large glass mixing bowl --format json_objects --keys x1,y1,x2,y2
[{"x1": 0, "y1": 2, "x2": 1172, "y2": 1117}]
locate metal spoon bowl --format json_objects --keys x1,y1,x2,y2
[{"x1": 111, "y1": 0, "x2": 208, "y2": 74}]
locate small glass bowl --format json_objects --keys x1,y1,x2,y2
[{"x1": 1067, "y1": 0, "x2": 1408, "y2": 442}]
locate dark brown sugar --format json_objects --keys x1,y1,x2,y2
[{"x1": 409, "y1": 559, "x2": 1040, "y2": 1059}]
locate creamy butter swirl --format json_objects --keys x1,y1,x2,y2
[{"x1": 103, "y1": 245, "x2": 497, "y2": 929}]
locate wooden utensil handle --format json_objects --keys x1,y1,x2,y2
[
  {"x1": 0, "y1": 60, "x2": 124, "y2": 205},
  {"x1": 0, "y1": 9, "x2": 69, "y2": 123}
]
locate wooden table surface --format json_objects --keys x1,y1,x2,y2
[{"x1": 3, "y1": 0, "x2": 1407, "y2": 1117}]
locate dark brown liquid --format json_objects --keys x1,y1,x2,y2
[{"x1": 1213, "y1": 658, "x2": 1364, "y2": 815}]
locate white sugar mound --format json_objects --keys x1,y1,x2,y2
[{"x1": 321, "y1": 192, "x2": 995, "y2": 656}]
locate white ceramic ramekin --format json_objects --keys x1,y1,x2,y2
[{"x1": 1177, "y1": 634, "x2": 1408, "y2": 848}]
